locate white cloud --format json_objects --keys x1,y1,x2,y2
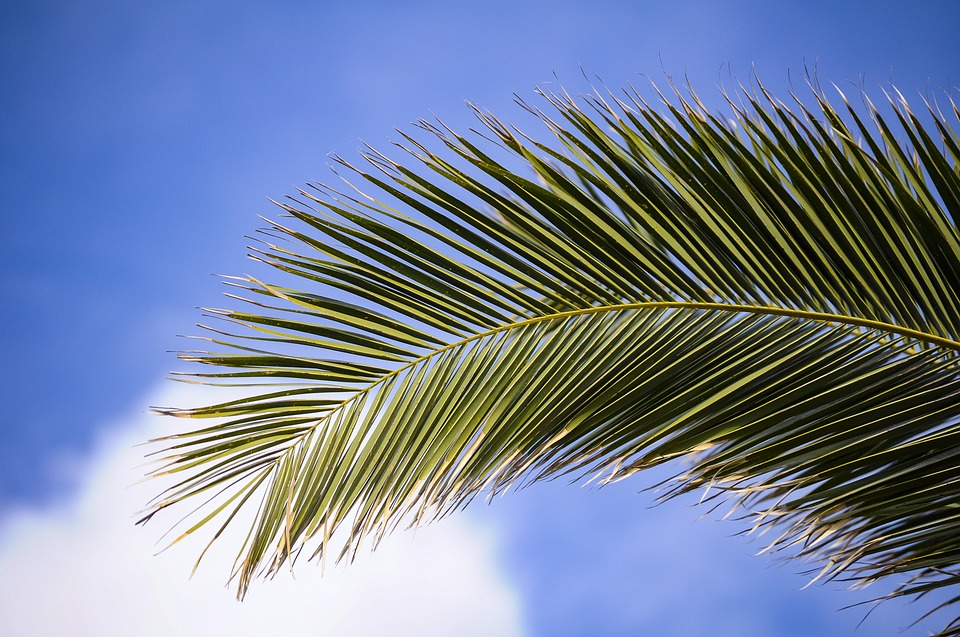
[{"x1": 0, "y1": 383, "x2": 523, "y2": 637}]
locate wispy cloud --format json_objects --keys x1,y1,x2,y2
[{"x1": 0, "y1": 383, "x2": 523, "y2": 637}]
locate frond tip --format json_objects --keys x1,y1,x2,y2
[{"x1": 143, "y1": 72, "x2": 960, "y2": 634}]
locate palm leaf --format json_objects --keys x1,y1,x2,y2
[{"x1": 142, "y1": 74, "x2": 960, "y2": 634}]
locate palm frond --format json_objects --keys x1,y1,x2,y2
[{"x1": 142, "y1": 74, "x2": 960, "y2": 634}]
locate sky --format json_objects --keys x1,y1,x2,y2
[{"x1": 1, "y1": 0, "x2": 959, "y2": 634}]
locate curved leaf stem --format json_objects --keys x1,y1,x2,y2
[{"x1": 294, "y1": 301, "x2": 960, "y2": 436}]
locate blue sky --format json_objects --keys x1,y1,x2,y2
[{"x1": 1, "y1": 1, "x2": 959, "y2": 635}]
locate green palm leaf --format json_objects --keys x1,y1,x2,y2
[{"x1": 142, "y1": 75, "x2": 960, "y2": 634}]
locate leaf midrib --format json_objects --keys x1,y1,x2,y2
[{"x1": 283, "y1": 301, "x2": 960, "y2": 449}]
